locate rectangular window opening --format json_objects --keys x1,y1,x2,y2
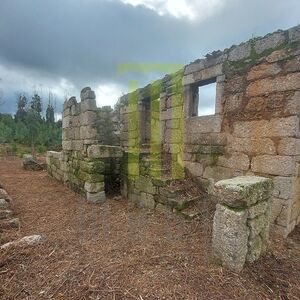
[{"x1": 192, "y1": 79, "x2": 217, "y2": 117}]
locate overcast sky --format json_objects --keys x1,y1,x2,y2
[{"x1": 0, "y1": 0, "x2": 299, "y2": 117}]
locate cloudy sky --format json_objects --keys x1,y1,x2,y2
[{"x1": 0, "y1": 0, "x2": 299, "y2": 117}]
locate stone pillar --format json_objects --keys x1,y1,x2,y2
[
  {"x1": 80, "y1": 87, "x2": 98, "y2": 147},
  {"x1": 212, "y1": 176, "x2": 273, "y2": 272}
]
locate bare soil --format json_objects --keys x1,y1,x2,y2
[{"x1": 0, "y1": 157, "x2": 299, "y2": 299}]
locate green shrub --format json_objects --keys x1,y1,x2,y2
[{"x1": 37, "y1": 145, "x2": 47, "y2": 154}]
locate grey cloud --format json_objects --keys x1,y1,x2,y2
[{"x1": 0, "y1": 0, "x2": 299, "y2": 114}]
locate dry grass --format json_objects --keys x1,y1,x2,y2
[{"x1": 0, "y1": 157, "x2": 299, "y2": 299}]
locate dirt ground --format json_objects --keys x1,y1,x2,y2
[{"x1": 0, "y1": 157, "x2": 299, "y2": 300}]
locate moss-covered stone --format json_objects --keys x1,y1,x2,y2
[
  {"x1": 80, "y1": 160, "x2": 105, "y2": 174},
  {"x1": 215, "y1": 176, "x2": 273, "y2": 208}
]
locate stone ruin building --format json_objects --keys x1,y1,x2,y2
[{"x1": 47, "y1": 24, "x2": 300, "y2": 271}]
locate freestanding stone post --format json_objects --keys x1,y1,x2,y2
[{"x1": 212, "y1": 176, "x2": 273, "y2": 272}]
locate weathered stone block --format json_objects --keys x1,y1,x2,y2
[
  {"x1": 246, "y1": 73, "x2": 300, "y2": 97},
  {"x1": 184, "y1": 161, "x2": 204, "y2": 177},
  {"x1": 196, "y1": 145, "x2": 225, "y2": 155},
  {"x1": 247, "y1": 214, "x2": 267, "y2": 238},
  {"x1": 63, "y1": 96, "x2": 77, "y2": 110},
  {"x1": 164, "y1": 128, "x2": 183, "y2": 144},
  {"x1": 62, "y1": 115, "x2": 71, "y2": 129},
  {"x1": 72, "y1": 140, "x2": 83, "y2": 151},
  {"x1": 224, "y1": 93, "x2": 243, "y2": 112},
  {"x1": 248, "y1": 201, "x2": 269, "y2": 219},
  {"x1": 185, "y1": 115, "x2": 222, "y2": 134},
  {"x1": 81, "y1": 99, "x2": 97, "y2": 112},
  {"x1": 217, "y1": 152, "x2": 250, "y2": 171},
  {"x1": 247, "y1": 235, "x2": 262, "y2": 263},
  {"x1": 245, "y1": 97, "x2": 264, "y2": 112},
  {"x1": 140, "y1": 193, "x2": 155, "y2": 209},
  {"x1": 81, "y1": 87, "x2": 96, "y2": 101},
  {"x1": 214, "y1": 176, "x2": 273, "y2": 208},
  {"x1": 228, "y1": 42, "x2": 251, "y2": 61},
  {"x1": 62, "y1": 141, "x2": 72, "y2": 151},
  {"x1": 273, "y1": 176, "x2": 294, "y2": 200},
  {"x1": 87, "y1": 145, "x2": 123, "y2": 159},
  {"x1": 254, "y1": 32, "x2": 286, "y2": 54},
  {"x1": 86, "y1": 191, "x2": 106, "y2": 204},
  {"x1": 70, "y1": 103, "x2": 80, "y2": 116},
  {"x1": 203, "y1": 166, "x2": 233, "y2": 182},
  {"x1": 233, "y1": 116, "x2": 299, "y2": 138},
  {"x1": 80, "y1": 160, "x2": 105, "y2": 174},
  {"x1": 80, "y1": 111, "x2": 97, "y2": 126},
  {"x1": 80, "y1": 126, "x2": 97, "y2": 140},
  {"x1": 228, "y1": 137, "x2": 276, "y2": 155},
  {"x1": 84, "y1": 182, "x2": 105, "y2": 193},
  {"x1": 192, "y1": 64, "x2": 223, "y2": 83},
  {"x1": 278, "y1": 138, "x2": 300, "y2": 156},
  {"x1": 288, "y1": 24, "x2": 300, "y2": 42},
  {"x1": 251, "y1": 155, "x2": 295, "y2": 176},
  {"x1": 270, "y1": 197, "x2": 289, "y2": 226},
  {"x1": 135, "y1": 177, "x2": 156, "y2": 194},
  {"x1": 285, "y1": 91, "x2": 300, "y2": 115},
  {"x1": 284, "y1": 56, "x2": 300, "y2": 73},
  {"x1": 212, "y1": 204, "x2": 249, "y2": 272},
  {"x1": 247, "y1": 63, "x2": 281, "y2": 81},
  {"x1": 184, "y1": 132, "x2": 227, "y2": 146}
]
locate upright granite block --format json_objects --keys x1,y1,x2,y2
[
  {"x1": 212, "y1": 204, "x2": 249, "y2": 272},
  {"x1": 213, "y1": 176, "x2": 273, "y2": 272}
]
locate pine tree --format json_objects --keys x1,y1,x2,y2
[
  {"x1": 31, "y1": 93, "x2": 42, "y2": 117},
  {"x1": 46, "y1": 93, "x2": 55, "y2": 124},
  {"x1": 15, "y1": 94, "x2": 27, "y2": 121}
]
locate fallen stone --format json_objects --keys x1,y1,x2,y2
[
  {"x1": 0, "y1": 199, "x2": 9, "y2": 208},
  {"x1": 0, "y1": 210, "x2": 13, "y2": 220},
  {"x1": 23, "y1": 154, "x2": 43, "y2": 171},
  {"x1": 0, "y1": 218, "x2": 20, "y2": 229},
  {"x1": 1, "y1": 234, "x2": 44, "y2": 250},
  {"x1": 0, "y1": 189, "x2": 11, "y2": 201}
]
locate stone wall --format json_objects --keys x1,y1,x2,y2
[
  {"x1": 47, "y1": 87, "x2": 123, "y2": 203},
  {"x1": 118, "y1": 24, "x2": 300, "y2": 237}
]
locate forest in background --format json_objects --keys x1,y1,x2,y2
[{"x1": 0, "y1": 92, "x2": 62, "y2": 155}]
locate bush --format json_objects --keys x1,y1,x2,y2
[
  {"x1": 10, "y1": 143, "x2": 17, "y2": 155},
  {"x1": 37, "y1": 145, "x2": 47, "y2": 154}
]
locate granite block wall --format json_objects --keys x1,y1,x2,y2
[
  {"x1": 47, "y1": 87, "x2": 122, "y2": 203},
  {"x1": 118, "y1": 24, "x2": 300, "y2": 237}
]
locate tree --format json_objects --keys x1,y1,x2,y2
[
  {"x1": 46, "y1": 93, "x2": 55, "y2": 124},
  {"x1": 15, "y1": 93, "x2": 27, "y2": 122},
  {"x1": 0, "y1": 122, "x2": 13, "y2": 143},
  {"x1": 15, "y1": 121, "x2": 29, "y2": 144},
  {"x1": 30, "y1": 93, "x2": 42, "y2": 117},
  {"x1": 24, "y1": 109, "x2": 40, "y2": 154}
]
